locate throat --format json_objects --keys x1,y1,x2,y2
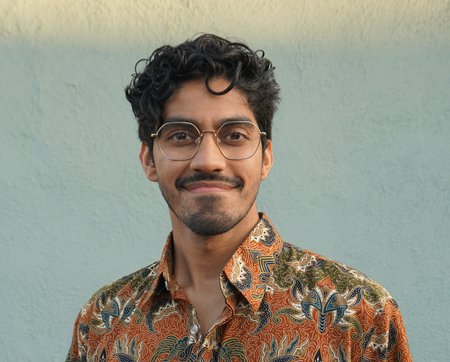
[{"x1": 185, "y1": 282, "x2": 227, "y2": 335}]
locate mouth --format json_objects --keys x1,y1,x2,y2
[
  {"x1": 183, "y1": 181, "x2": 235, "y2": 193},
  {"x1": 176, "y1": 173, "x2": 243, "y2": 193}
]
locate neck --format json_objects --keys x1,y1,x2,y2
[{"x1": 169, "y1": 206, "x2": 260, "y2": 290}]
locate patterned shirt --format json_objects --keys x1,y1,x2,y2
[{"x1": 66, "y1": 214, "x2": 411, "y2": 361}]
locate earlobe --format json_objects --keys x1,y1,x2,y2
[
  {"x1": 139, "y1": 142, "x2": 158, "y2": 182},
  {"x1": 261, "y1": 140, "x2": 274, "y2": 180}
]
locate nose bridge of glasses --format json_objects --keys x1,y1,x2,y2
[
  {"x1": 197, "y1": 129, "x2": 219, "y2": 144},
  {"x1": 191, "y1": 128, "x2": 228, "y2": 162}
]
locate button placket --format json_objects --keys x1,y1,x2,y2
[{"x1": 187, "y1": 305, "x2": 202, "y2": 345}]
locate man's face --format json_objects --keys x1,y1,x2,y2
[{"x1": 140, "y1": 78, "x2": 273, "y2": 236}]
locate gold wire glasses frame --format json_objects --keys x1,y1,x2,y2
[{"x1": 150, "y1": 120, "x2": 267, "y2": 161}]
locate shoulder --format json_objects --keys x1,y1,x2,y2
[
  {"x1": 75, "y1": 261, "x2": 161, "y2": 329},
  {"x1": 271, "y1": 243, "x2": 411, "y2": 359},
  {"x1": 90, "y1": 261, "x2": 160, "y2": 303},
  {"x1": 274, "y1": 242, "x2": 395, "y2": 308},
  {"x1": 66, "y1": 262, "x2": 162, "y2": 360},
  {"x1": 265, "y1": 242, "x2": 411, "y2": 360}
]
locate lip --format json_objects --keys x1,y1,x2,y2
[{"x1": 183, "y1": 181, "x2": 236, "y2": 193}]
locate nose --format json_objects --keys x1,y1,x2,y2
[{"x1": 189, "y1": 131, "x2": 226, "y2": 172}]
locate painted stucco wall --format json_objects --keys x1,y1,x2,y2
[{"x1": 1, "y1": 0, "x2": 449, "y2": 360}]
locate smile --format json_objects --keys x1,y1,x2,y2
[
  {"x1": 176, "y1": 173, "x2": 243, "y2": 192},
  {"x1": 183, "y1": 181, "x2": 236, "y2": 193}
]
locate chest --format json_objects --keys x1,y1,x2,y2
[{"x1": 81, "y1": 292, "x2": 358, "y2": 362}]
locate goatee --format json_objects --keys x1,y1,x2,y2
[{"x1": 180, "y1": 195, "x2": 242, "y2": 236}]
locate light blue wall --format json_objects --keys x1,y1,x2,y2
[{"x1": 1, "y1": 1, "x2": 449, "y2": 360}]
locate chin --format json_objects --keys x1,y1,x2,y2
[{"x1": 183, "y1": 211, "x2": 241, "y2": 236}]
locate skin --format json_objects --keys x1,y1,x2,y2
[{"x1": 139, "y1": 77, "x2": 273, "y2": 334}]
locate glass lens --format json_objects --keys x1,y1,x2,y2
[
  {"x1": 154, "y1": 121, "x2": 262, "y2": 160},
  {"x1": 157, "y1": 122, "x2": 200, "y2": 160},
  {"x1": 217, "y1": 122, "x2": 261, "y2": 159}
]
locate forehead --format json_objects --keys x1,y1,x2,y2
[{"x1": 162, "y1": 78, "x2": 256, "y2": 126}]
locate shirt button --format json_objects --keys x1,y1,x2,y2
[{"x1": 190, "y1": 324, "x2": 199, "y2": 335}]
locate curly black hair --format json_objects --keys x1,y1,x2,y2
[{"x1": 125, "y1": 34, "x2": 280, "y2": 149}]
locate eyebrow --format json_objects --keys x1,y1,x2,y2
[{"x1": 163, "y1": 116, "x2": 254, "y2": 128}]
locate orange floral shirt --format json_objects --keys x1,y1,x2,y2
[{"x1": 66, "y1": 214, "x2": 411, "y2": 361}]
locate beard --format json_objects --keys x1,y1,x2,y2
[
  {"x1": 158, "y1": 174, "x2": 258, "y2": 236},
  {"x1": 177, "y1": 195, "x2": 242, "y2": 236}
]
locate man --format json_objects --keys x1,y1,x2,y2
[{"x1": 67, "y1": 34, "x2": 411, "y2": 361}]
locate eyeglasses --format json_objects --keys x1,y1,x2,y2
[{"x1": 150, "y1": 120, "x2": 266, "y2": 161}]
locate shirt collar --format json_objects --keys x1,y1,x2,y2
[
  {"x1": 223, "y1": 214, "x2": 283, "y2": 311},
  {"x1": 141, "y1": 214, "x2": 283, "y2": 312}
]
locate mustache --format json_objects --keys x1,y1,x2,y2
[{"x1": 176, "y1": 173, "x2": 243, "y2": 189}]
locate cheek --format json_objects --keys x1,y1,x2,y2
[
  {"x1": 156, "y1": 169, "x2": 172, "y2": 184},
  {"x1": 155, "y1": 161, "x2": 188, "y2": 185},
  {"x1": 241, "y1": 161, "x2": 264, "y2": 183}
]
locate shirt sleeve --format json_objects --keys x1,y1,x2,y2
[
  {"x1": 361, "y1": 298, "x2": 412, "y2": 361},
  {"x1": 65, "y1": 310, "x2": 88, "y2": 362}
]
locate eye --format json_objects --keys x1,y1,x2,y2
[
  {"x1": 159, "y1": 123, "x2": 199, "y2": 145},
  {"x1": 170, "y1": 131, "x2": 194, "y2": 141},
  {"x1": 165, "y1": 130, "x2": 198, "y2": 145},
  {"x1": 224, "y1": 131, "x2": 246, "y2": 141},
  {"x1": 218, "y1": 123, "x2": 253, "y2": 145}
]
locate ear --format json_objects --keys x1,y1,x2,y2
[
  {"x1": 261, "y1": 140, "x2": 274, "y2": 180},
  {"x1": 139, "y1": 142, "x2": 158, "y2": 182}
]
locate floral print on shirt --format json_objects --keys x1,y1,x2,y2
[{"x1": 66, "y1": 214, "x2": 411, "y2": 361}]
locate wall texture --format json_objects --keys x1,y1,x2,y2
[{"x1": 1, "y1": 0, "x2": 449, "y2": 360}]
